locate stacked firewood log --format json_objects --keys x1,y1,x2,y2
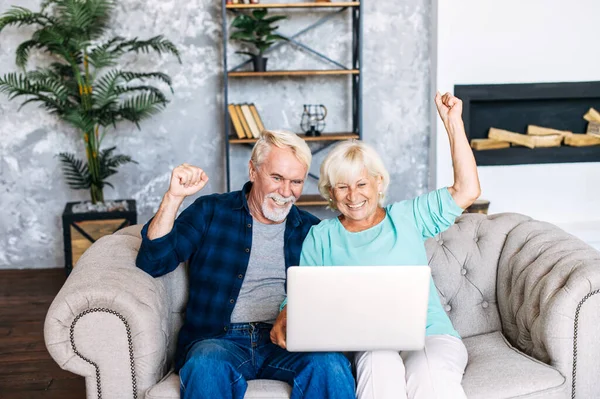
[{"x1": 471, "y1": 108, "x2": 600, "y2": 150}]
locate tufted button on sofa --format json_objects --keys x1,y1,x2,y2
[{"x1": 44, "y1": 213, "x2": 600, "y2": 398}]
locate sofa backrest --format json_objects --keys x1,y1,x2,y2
[{"x1": 425, "y1": 212, "x2": 531, "y2": 338}]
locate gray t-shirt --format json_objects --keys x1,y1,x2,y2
[{"x1": 230, "y1": 219, "x2": 286, "y2": 324}]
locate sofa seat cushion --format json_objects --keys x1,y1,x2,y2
[
  {"x1": 462, "y1": 331, "x2": 568, "y2": 398},
  {"x1": 146, "y1": 370, "x2": 292, "y2": 399}
]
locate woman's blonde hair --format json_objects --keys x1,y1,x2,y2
[
  {"x1": 250, "y1": 129, "x2": 312, "y2": 172},
  {"x1": 318, "y1": 140, "x2": 390, "y2": 210}
]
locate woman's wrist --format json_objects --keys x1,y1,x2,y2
[{"x1": 445, "y1": 118, "x2": 465, "y2": 136}]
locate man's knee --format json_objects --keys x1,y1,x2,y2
[
  {"x1": 189, "y1": 340, "x2": 231, "y2": 359},
  {"x1": 303, "y1": 352, "x2": 353, "y2": 378},
  {"x1": 182, "y1": 340, "x2": 237, "y2": 376}
]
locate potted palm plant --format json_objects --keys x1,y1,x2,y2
[
  {"x1": 0, "y1": 0, "x2": 181, "y2": 204},
  {"x1": 230, "y1": 9, "x2": 287, "y2": 72},
  {"x1": 0, "y1": 0, "x2": 181, "y2": 271}
]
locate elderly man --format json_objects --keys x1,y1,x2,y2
[{"x1": 135, "y1": 130, "x2": 356, "y2": 399}]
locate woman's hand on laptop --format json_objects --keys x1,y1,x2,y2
[{"x1": 270, "y1": 306, "x2": 287, "y2": 349}]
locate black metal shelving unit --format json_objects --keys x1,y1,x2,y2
[{"x1": 221, "y1": 1, "x2": 363, "y2": 206}]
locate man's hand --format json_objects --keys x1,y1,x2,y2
[
  {"x1": 270, "y1": 306, "x2": 287, "y2": 349},
  {"x1": 168, "y1": 163, "x2": 209, "y2": 199},
  {"x1": 435, "y1": 91, "x2": 463, "y2": 128}
]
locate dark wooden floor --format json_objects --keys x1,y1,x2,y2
[{"x1": 0, "y1": 268, "x2": 86, "y2": 398}]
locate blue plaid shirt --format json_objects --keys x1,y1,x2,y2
[{"x1": 135, "y1": 182, "x2": 320, "y2": 371}]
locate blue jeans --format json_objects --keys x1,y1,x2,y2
[{"x1": 179, "y1": 322, "x2": 356, "y2": 399}]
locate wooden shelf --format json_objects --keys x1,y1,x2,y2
[
  {"x1": 230, "y1": 132, "x2": 359, "y2": 144},
  {"x1": 228, "y1": 69, "x2": 359, "y2": 77},
  {"x1": 226, "y1": 2, "x2": 360, "y2": 9},
  {"x1": 296, "y1": 195, "x2": 328, "y2": 207}
]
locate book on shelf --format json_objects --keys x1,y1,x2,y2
[
  {"x1": 228, "y1": 103, "x2": 268, "y2": 139},
  {"x1": 228, "y1": 104, "x2": 246, "y2": 139},
  {"x1": 241, "y1": 103, "x2": 261, "y2": 139},
  {"x1": 249, "y1": 103, "x2": 265, "y2": 133},
  {"x1": 233, "y1": 104, "x2": 253, "y2": 139}
]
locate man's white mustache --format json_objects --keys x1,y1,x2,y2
[{"x1": 267, "y1": 193, "x2": 296, "y2": 204}]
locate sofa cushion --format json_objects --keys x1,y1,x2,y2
[
  {"x1": 462, "y1": 331, "x2": 568, "y2": 398},
  {"x1": 146, "y1": 370, "x2": 292, "y2": 399}
]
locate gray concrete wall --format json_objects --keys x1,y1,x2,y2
[{"x1": 0, "y1": 0, "x2": 432, "y2": 268}]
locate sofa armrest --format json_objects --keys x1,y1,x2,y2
[
  {"x1": 497, "y1": 218, "x2": 600, "y2": 398},
  {"x1": 44, "y1": 226, "x2": 173, "y2": 399}
]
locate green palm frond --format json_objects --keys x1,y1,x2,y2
[
  {"x1": 27, "y1": 69, "x2": 58, "y2": 81},
  {"x1": 20, "y1": 72, "x2": 71, "y2": 105},
  {"x1": 92, "y1": 69, "x2": 121, "y2": 109},
  {"x1": 86, "y1": 0, "x2": 115, "y2": 33},
  {"x1": 0, "y1": 72, "x2": 66, "y2": 112},
  {"x1": 40, "y1": 0, "x2": 54, "y2": 13},
  {"x1": 31, "y1": 26, "x2": 81, "y2": 65},
  {"x1": 53, "y1": 0, "x2": 114, "y2": 39},
  {"x1": 31, "y1": 28, "x2": 65, "y2": 57},
  {"x1": 50, "y1": 62, "x2": 74, "y2": 78},
  {"x1": 115, "y1": 85, "x2": 168, "y2": 104},
  {"x1": 88, "y1": 34, "x2": 182, "y2": 70},
  {"x1": 58, "y1": 152, "x2": 91, "y2": 189},
  {"x1": 61, "y1": 109, "x2": 95, "y2": 133},
  {"x1": 35, "y1": 77, "x2": 70, "y2": 101},
  {"x1": 96, "y1": 110, "x2": 119, "y2": 127},
  {"x1": 58, "y1": 0, "x2": 93, "y2": 32},
  {"x1": 0, "y1": 72, "x2": 34, "y2": 98},
  {"x1": 15, "y1": 40, "x2": 41, "y2": 69},
  {"x1": 44, "y1": 64, "x2": 79, "y2": 95},
  {"x1": 115, "y1": 35, "x2": 182, "y2": 63},
  {"x1": 87, "y1": 36, "x2": 124, "y2": 69},
  {"x1": 118, "y1": 92, "x2": 167, "y2": 127},
  {"x1": 32, "y1": 25, "x2": 65, "y2": 46},
  {"x1": 0, "y1": 6, "x2": 53, "y2": 33},
  {"x1": 28, "y1": 68, "x2": 77, "y2": 94},
  {"x1": 98, "y1": 146, "x2": 137, "y2": 186},
  {"x1": 93, "y1": 70, "x2": 173, "y2": 110},
  {"x1": 119, "y1": 71, "x2": 173, "y2": 87}
]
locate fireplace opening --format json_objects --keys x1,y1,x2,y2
[{"x1": 455, "y1": 81, "x2": 600, "y2": 166}]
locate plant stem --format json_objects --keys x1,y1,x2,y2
[
  {"x1": 80, "y1": 48, "x2": 104, "y2": 204},
  {"x1": 90, "y1": 181, "x2": 104, "y2": 203}
]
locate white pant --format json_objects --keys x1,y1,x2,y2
[{"x1": 355, "y1": 335, "x2": 468, "y2": 399}]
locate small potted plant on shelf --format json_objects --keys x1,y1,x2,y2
[
  {"x1": 0, "y1": 0, "x2": 181, "y2": 272},
  {"x1": 230, "y1": 9, "x2": 288, "y2": 72}
]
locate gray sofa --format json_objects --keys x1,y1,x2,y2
[{"x1": 44, "y1": 213, "x2": 600, "y2": 398}]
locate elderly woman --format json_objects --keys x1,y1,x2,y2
[{"x1": 271, "y1": 92, "x2": 480, "y2": 399}]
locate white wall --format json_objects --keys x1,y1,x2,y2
[{"x1": 435, "y1": 0, "x2": 600, "y2": 224}]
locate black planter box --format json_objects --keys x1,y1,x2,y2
[{"x1": 62, "y1": 199, "x2": 137, "y2": 274}]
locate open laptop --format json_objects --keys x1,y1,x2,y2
[{"x1": 286, "y1": 266, "x2": 430, "y2": 352}]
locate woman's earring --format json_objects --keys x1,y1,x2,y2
[
  {"x1": 329, "y1": 198, "x2": 333, "y2": 202},
  {"x1": 378, "y1": 191, "x2": 383, "y2": 196}
]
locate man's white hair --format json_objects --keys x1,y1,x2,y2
[{"x1": 250, "y1": 130, "x2": 312, "y2": 172}]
